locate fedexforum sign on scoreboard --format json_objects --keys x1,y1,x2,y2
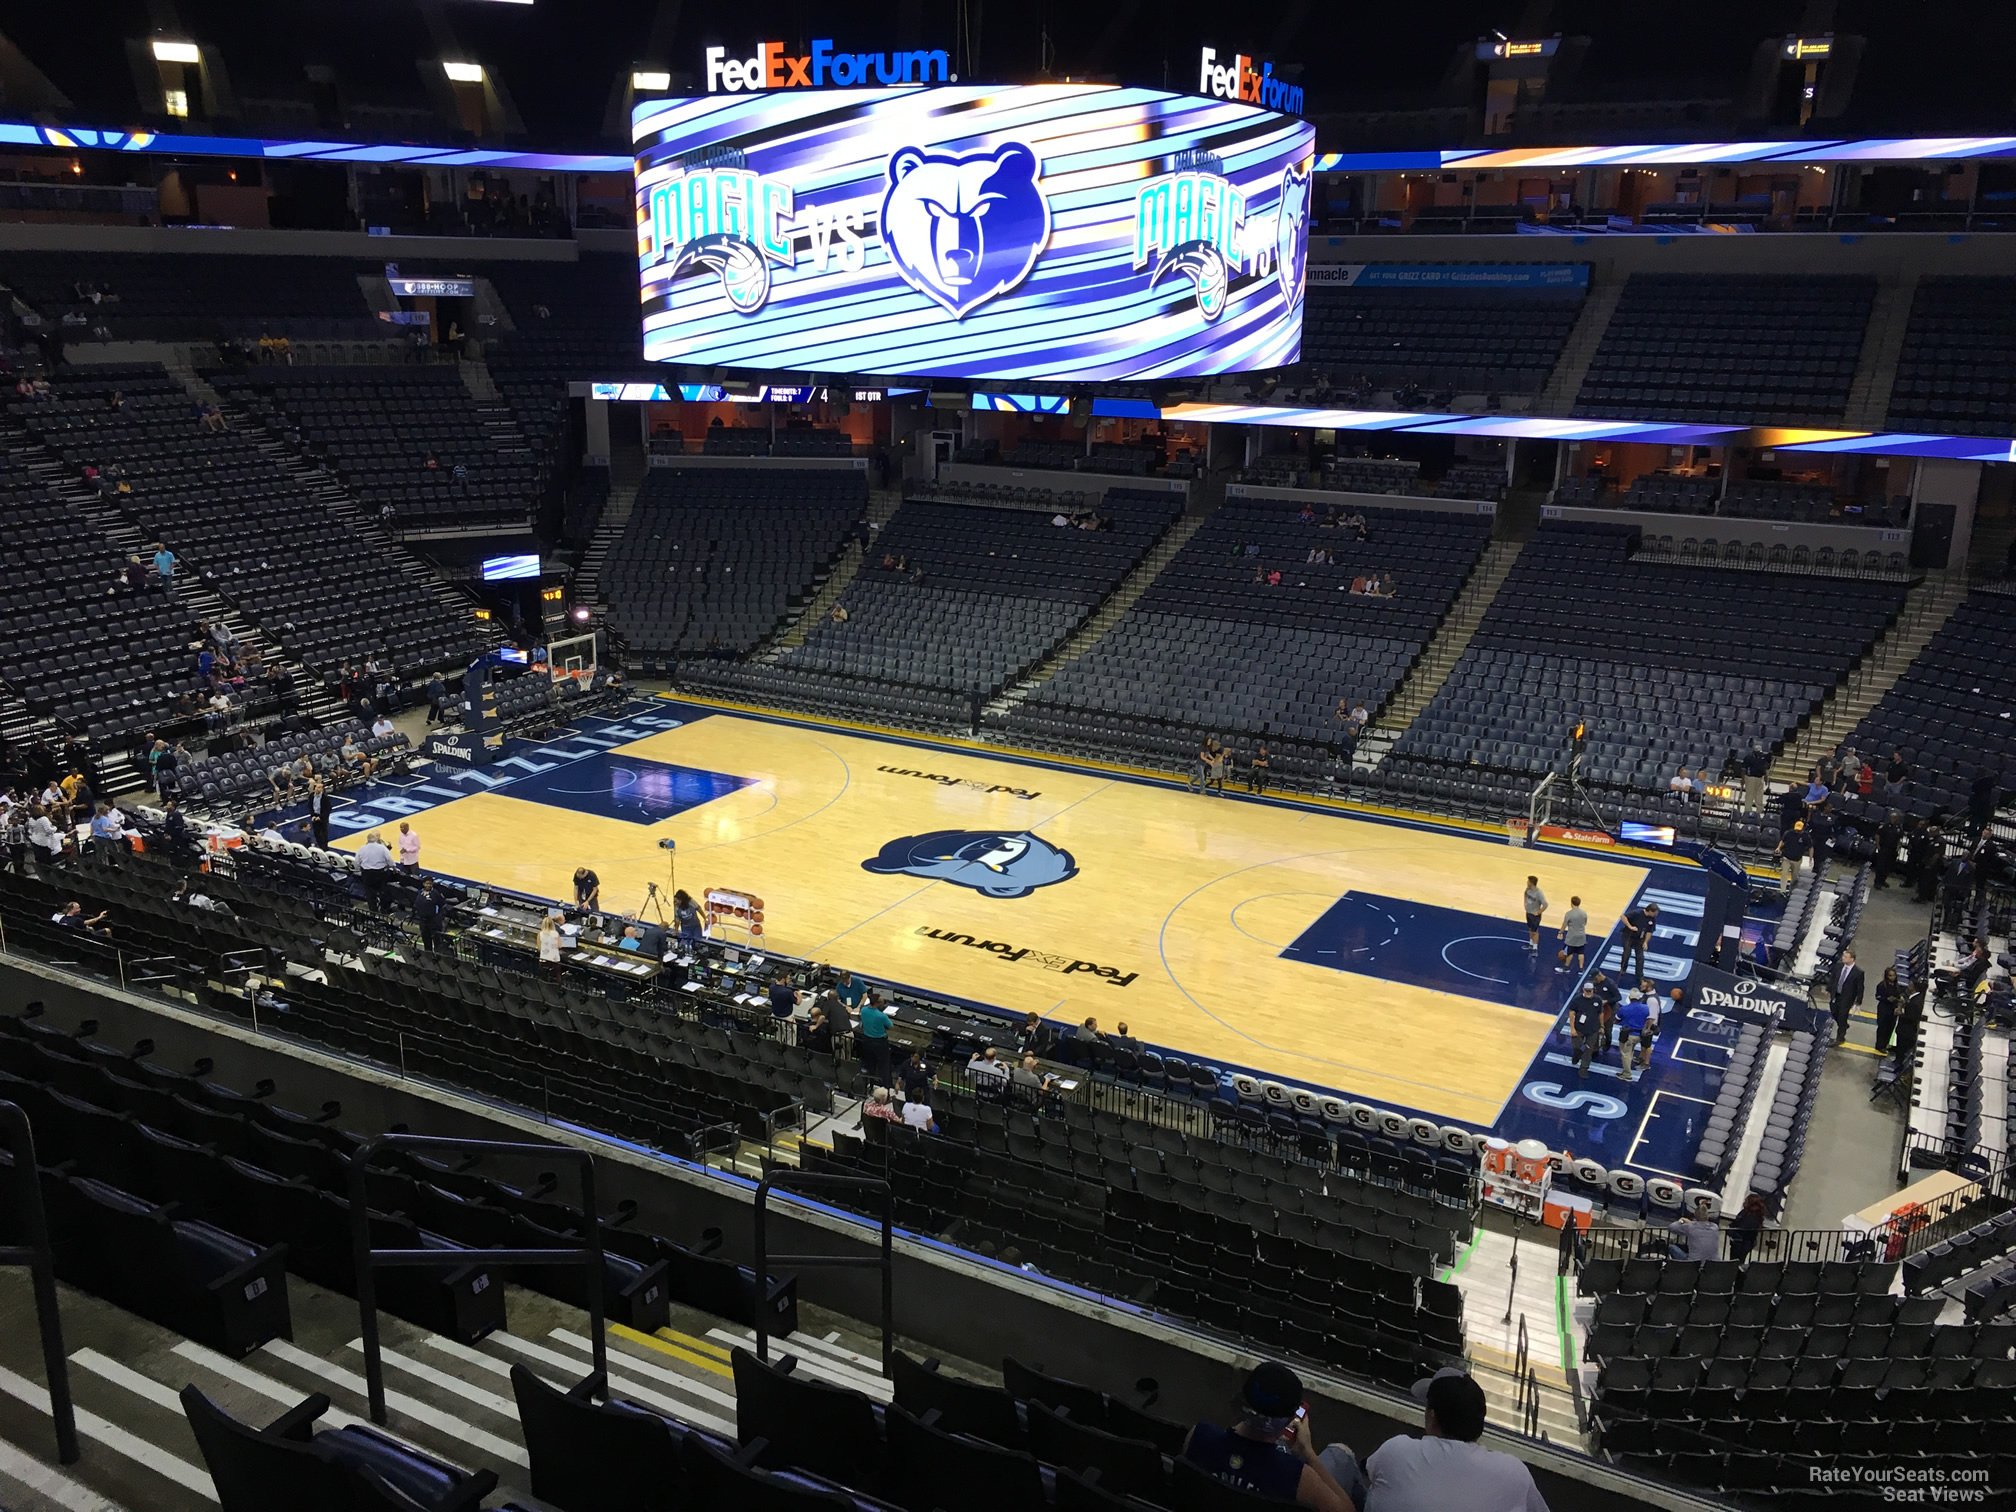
[{"x1": 704, "y1": 40, "x2": 953, "y2": 91}]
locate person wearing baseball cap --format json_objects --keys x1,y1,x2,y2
[
  {"x1": 1360, "y1": 1368, "x2": 1548, "y2": 1510},
  {"x1": 1181, "y1": 1360, "x2": 1361, "y2": 1510}
]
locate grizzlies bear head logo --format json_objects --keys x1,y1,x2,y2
[
  {"x1": 862, "y1": 830, "x2": 1077, "y2": 899},
  {"x1": 881, "y1": 143, "x2": 1050, "y2": 319},
  {"x1": 1276, "y1": 166, "x2": 1310, "y2": 310}
]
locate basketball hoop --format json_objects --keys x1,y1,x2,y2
[{"x1": 1505, "y1": 817, "x2": 1529, "y2": 847}]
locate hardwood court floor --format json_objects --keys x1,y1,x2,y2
[{"x1": 340, "y1": 708, "x2": 1649, "y2": 1126}]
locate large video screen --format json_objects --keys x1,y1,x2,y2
[{"x1": 633, "y1": 85, "x2": 1314, "y2": 382}]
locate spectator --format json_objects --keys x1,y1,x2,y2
[
  {"x1": 1360, "y1": 1368, "x2": 1547, "y2": 1511},
  {"x1": 27, "y1": 806, "x2": 66, "y2": 867},
  {"x1": 424, "y1": 673, "x2": 449, "y2": 726},
  {"x1": 797, "y1": 1001, "x2": 835, "y2": 1056},
  {"x1": 898, "y1": 1049, "x2": 934, "y2": 1104},
  {"x1": 900, "y1": 1088, "x2": 937, "y2": 1132},
  {"x1": 828, "y1": 603, "x2": 850, "y2": 624},
  {"x1": 537, "y1": 911, "x2": 565, "y2": 977},
  {"x1": 1874, "y1": 966, "x2": 1904, "y2": 1055},
  {"x1": 1727, "y1": 1193, "x2": 1769, "y2": 1262},
  {"x1": 87, "y1": 801, "x2": 126, "y2": 865},
  {"x1": 857, "y1": 991, "x2": 893, "y2": 1082},
  {"x1": 121, "y1": 555, "x2": 148, "y2": 592},
  {"x1": 1775, "y1": 820, "x2": 1808, "y2": 887},
  {"x1": 356, "y1": 830, "x2": 394, "y2": 912},
  {"x1": 1182, "y1": 1361, "x2": 1359, "y2": 1511},
  {"x1": 1667, "y1": 1210, "x2": 1722, "y2": 1262},
  {"x1": 395, "y1": 821, "x2": 421, "y2": 870},
  {"x1": 413, "y1": 877, "x2": 446, "y2": 951},
  {"x1": 1828, "y1": 948, "x2": 1864, "y2": 1045},
  {"x1": 51, "y1": 901, "x2": 112, "y2": 937},
  {"x1": 305, "y1": 776, "x2": 333, "y2": 848},
  {"x1": 197, "y1": 401, "x2": 227, "y2": 433},
  {"x1": 1742, "y1": 744, "x2": 1770, "y2": 811},
  {"x1": 768, "y1": 972, "x2": 801, "y2": 1033},
  {"x1": 1248, "y1": 741, "x2": 1271, "y2": 793},
  {"x1": 1010, "y1": 1053, "x2": 1054, "y2": 1101},
  {"x1": 862, "y1": 1087, "x2": 900, "y2": 1124},
  {"x1": 371, "y1": 712, "x2": 397, "y2": 742},
  {"x1": 968, "y1": 1045, "x2": 1010, "y2": 1089},
  {"x1": 1667, "y1": 766, "x2": 1692, "y2": 796},
  {"x1": 151, "y1": 542, "x2": 176, "y2": 585},
  {"x1": 339, "y1": 733, "x2": 377, "y2": 781}
]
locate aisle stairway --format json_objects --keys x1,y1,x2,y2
[
  {"x1": 1446, "y1": 1227, "x2": 1584, "y2": 1449},
  {"x1": 760, "y1": 486, "x2": 905, "y2": 656},
  {"x1": 1769, "y1": 574, "x2": 1970, "y2": 782},
  {"x1": 576, "y1": 444, "x2": 649, "y2": 614},
  {"x1": 1844, "y1": 272, "x2": 1919, "y2": 430},
  {"x1": 985, "y1": 514, "x2": 1204, "y2": 719},
  {"x1": 1534, "y1": 276, "x2": 1627, "y2": 415},
  {"x1": 1357, "y1": 539, "x2": 1525, "y2": 761}
]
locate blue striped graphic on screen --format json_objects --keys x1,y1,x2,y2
[{"x1": 632, "y1": 85, "x2": 1313, "y2": 382}]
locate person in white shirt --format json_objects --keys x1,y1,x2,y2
[
  {"x1": 537, "y1": 912, "x2": 564, "y2": 975},
  {"x1": 900, "y1": 1094, "x2": 937, "y2": 1132},
  {"x1": 395, "y1": 821, "x2": 420, "y2": 869},
  {"x1": 371, "y1": 714, "x2": 397, "y2": 741},
  {"x1": 1361, "y1": 1370, "x2": 1548, "y2": 1512},
  {"x1": 1668, "y1": 766, "x2": 1692, "y2": 795},
  {"x1": 27, "y1": 808, "x2": 66, "y2": 864},
  {"x1": 355, "y1": 830, "x2": 394, "y2": 913}
]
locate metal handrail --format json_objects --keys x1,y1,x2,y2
[
  {"x1": 0, "y1": 1101, "x2": 78, "y2": 1463},
  {"x1": 348, "y1": 1132, "x2": 607, "y2": 1425},
  {"x1": 753, "y1": 1170, "x2": 893, "y2": 1376}
]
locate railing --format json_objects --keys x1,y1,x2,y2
[
  {"x1": 752, "y1": 1171, "x2": 893, "y2": 1375},
  {"x1": 1578, "y1": 1181, "x2": 2012, "y2": 1268},
  {"x1": 348, "y1": 1132, "x2": 607, "y2": 1425},
  {"x1": 0, "y1": 1101, "x2": 78, "y2": 1464},
  {"x1": 1511, "y1": 1315, "x2": 1541, "y2": 1439}
]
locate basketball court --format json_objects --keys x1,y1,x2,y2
[{"x1": 319, "y1": 695, "x2": 1727, "y2": 1162}]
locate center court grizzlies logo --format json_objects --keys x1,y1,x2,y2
[
  {"x1": 862, "y1": 830, "x2": 1077, "y2": 899},
  {"x1": 1136, "y1": 152, "x2": 1247, "y2": 323},
  {"x1": 881, "y1": 143, "x2": 1050, "y2": 318},
  {"x1": 1275, "y1": 166, "x2": 1310, "y2": 309}
]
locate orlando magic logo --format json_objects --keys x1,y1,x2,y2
[
  {"x1": 862, "y1": 830, "x2": 1077, "y2": 899},
  {"x1": 880, "y1": 142, "x2": 1050, "y2": 319},
  {"x1": 1135, "y1": 153, "x2": 1247, "y2": 324},
  {"x1": 645, "y1": 148, "x2": 795, "y2": 315},
  {"x1": 1275, "y1": 165, "x2": 1310, "y2": 310}
]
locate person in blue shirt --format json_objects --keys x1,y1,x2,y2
[
  {"x1": 1182, "y1": 1361, "x2": 1359, "y2": 1511},
  {"x1": 672, "y1": 888, "x2": 704, "y2": 945},
  {"x1": 1803, "y1": 770, "x2": 1830, "y2": 809},
  {"x1": 835, "y1": 969, "x2": 867, "y2": 1013},
  {"x1": 1614, "y1": 991, "x2": 1653, "y2": 1083},
  {"x1": 151, "y1": 543, "x2": 176, "y2": 584},
  {"x1": 87, "y1": 803, "x2": 125, "y2": 866},
  {"x1": 857, "y1": 991, "x2": 893, "y2": 1082}
]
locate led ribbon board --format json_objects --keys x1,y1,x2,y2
[{"x1": 632, "y1": 85, "x2": 1315, "y2": 382}]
